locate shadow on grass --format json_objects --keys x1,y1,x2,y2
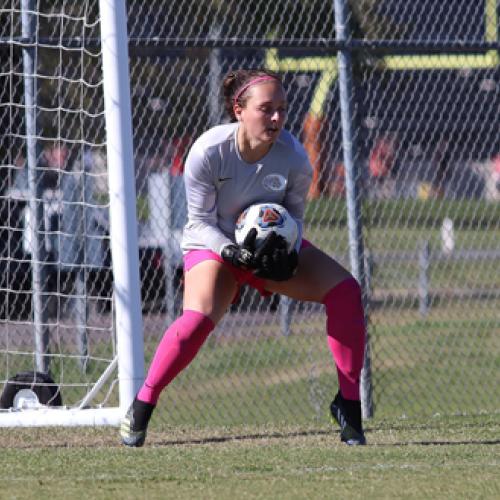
[
  {"x1": 155, "y1": 432, "x2": 500, "y2": 447},
  {"x1": 154, "y1": 422, "x2": 500, "y2": 448},
  {"x1": 155, "y1": 428, "x2": 334, "y2": 447}
]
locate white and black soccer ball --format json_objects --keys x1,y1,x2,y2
[{"x1": 235, "y1": 203, "x2": 298, "y2": 252}]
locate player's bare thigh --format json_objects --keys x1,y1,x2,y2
[
  {"x1": 183, "y1": 260, "x2": 238, "y2": 324},
  {"x1": 263, "y1": 245, "x2": 352, "y2": 303}
]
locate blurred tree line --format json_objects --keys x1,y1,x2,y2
[
  {"x1": 1, "y1": 0, "x2": 398, "y2": 157},
  {"x1": 1, "y1": 0, "x2": 492, "y2": 174}
]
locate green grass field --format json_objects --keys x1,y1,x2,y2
[
  {"x1": 0, "y1": 413, "x2": 498, "y2": 499},
  {"x1": 1, "y1": 300, "x2": 497, "y2": 499},
  {"x1": 0, "y1": 198, "x2": 498, "y2": 497}
]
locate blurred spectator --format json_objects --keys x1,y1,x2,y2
[
  {"x1": 486, "y1": 153, "x2": 500, "y2": 201},
  {"x1": 13, "y1": 144, "x2": 68, "y2": 191},
  {"x1": 432, "y1": 139, "x2": 453, "y2": 198},
  {"x1": 144, "y1": 136, "x2": 191, "y2": 176},
  {"x1": 41, "y1": 144, "x2": 68, "y2": 189},
  {"x1": 303, "y1": 113, "x2": 325, "y2": 200},
  {"x1": 369, "y1": 133, "x2": 396, "y2": 198},
  {"x1": 12, "y1": 153, "x2": 26, "y2": 191},
  {"x1": 83, "y1": 148, "x2": 108, "y2": 196},
  {"x1": 328, "y1": 162, "x2": 346, "y2": 197},
  {"x1": 11, "y1": 156, "x2": 26, "y2": 192},
  {"x1": 170, "y1": 136, "x2": 191, "y2": 176}
]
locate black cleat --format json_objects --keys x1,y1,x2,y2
[
  {"x1": 330, "y1": 391, "x2": 366, "y2": 446},
  {"x1": 120, "y1": 397, "x2": 155, "y2": 447}
]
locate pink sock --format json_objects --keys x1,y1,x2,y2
[
  {"x1": 137, "y1": 310, "x2": 214, "y2": 405},
  {"x1": 322, "y1": 277, "x2": 366, "y2": 401}
]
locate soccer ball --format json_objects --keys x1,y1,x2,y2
[{"x1": 235, "y1": 203, "x2": 298, "y2": 252}]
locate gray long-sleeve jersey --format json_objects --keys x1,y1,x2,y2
[{"x1": 181, "y1": 122, "x2": 313, "y2": 255}]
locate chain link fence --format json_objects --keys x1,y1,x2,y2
[{"x1": 0, "y1": 0, "x2": 498, "y2": 425}]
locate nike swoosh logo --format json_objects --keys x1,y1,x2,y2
[{"x1": 218, "y1": 177, "x2": 232, "y2": 182}]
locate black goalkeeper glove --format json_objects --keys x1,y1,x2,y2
[
  {"x1": 221, "y1": 228, "x2": 258, "y2": 270},
  {"x1": 253, "y1": 232, "x2": 299, "y2": 282}
]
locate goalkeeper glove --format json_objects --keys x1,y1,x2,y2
[
  {"x1": 221, "y1": 228, "x2": 258, "y2": 270},
  {"x1": 253, "y1": 232, "x2": 299, "y2": 282}
]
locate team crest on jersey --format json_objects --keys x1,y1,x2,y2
[{"x1": 262, "y1": 174, "x2": 287, "y2": 192}]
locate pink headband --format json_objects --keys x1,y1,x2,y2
[{"x1": 233, "y1": 76, "x2": 278, "y2": 106}]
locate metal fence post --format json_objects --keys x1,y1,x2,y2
[
  {"x1": 333, "y1": 0, "x2": 373, "y2": 418},
  {"x1": 164, "y1": 171, "x2": 177, "y2": 324},
  {"x1": 364, "y1": 249, "x2": 373, "y2": 310},
  {"x1": 209, "y1": 24, "x2": 222, "y2": 127},
  {"x1": 22, "y1": 0, "x2": 50, "y2": 373},
  {"x1": 280, "y1": 296, "x2": 295, "y2": 337}
]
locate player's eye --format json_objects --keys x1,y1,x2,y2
[{"x1": 259, "y1": 106, "x2": 287, "y2": 115}]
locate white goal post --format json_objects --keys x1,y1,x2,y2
[
  {"x1": 0, "y1": 0, "x2": 144, "y2": 427},
  {"x1": 98, "y1": 0, "x2": 145, "y2": 420}
]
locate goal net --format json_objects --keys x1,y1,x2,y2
[{"x1": 0, "y1": 0, "x2": 143, "y2": 426}]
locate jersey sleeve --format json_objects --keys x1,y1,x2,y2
[
  {"x1": 183, "y1": 144, "x2": 234, "y2": 254},
  {"x1": 283, "y1": 155, "x2": 313, "y2": 251}
]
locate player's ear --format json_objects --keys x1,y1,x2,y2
[{"x1": 233, "y1": 103, "x2": 243, "y2": 121}]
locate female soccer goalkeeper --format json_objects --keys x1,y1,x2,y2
[{"x1": 120, "y1": 69, "x2": 367, "y2": 446}]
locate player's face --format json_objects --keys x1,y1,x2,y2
[{"x1": 237, "y1": 81, "x2": 287, "y2": 144}]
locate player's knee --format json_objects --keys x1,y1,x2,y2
[{"x1": 322, "y1": 276, "x2": 363, "y2": 312}]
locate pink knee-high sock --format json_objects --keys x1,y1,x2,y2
[
  {"x1": 137, "y1": 310, "x2": 214, "y2": 405},
  {"x1": 322, "y1": 277, "x2": 366, "y2": 401}
]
